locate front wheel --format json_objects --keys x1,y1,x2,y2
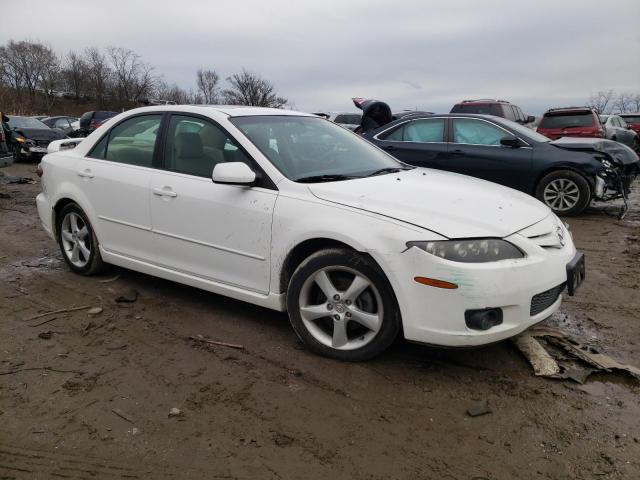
[
  {"x1": 286, "y1": 248, "x2": 401, "y2": 361},
  {"x1": 535, "y1": 170, "x2": 591, "y2": 216},
  {"x1": 56, "y1": 203, "x2": 105, "y2": 275}
]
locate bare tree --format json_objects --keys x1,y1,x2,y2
[
  {"x1": 63, "y1": 51, "x2": 88, "y2": 100},
  {"x1": 196, "y1": 69, "x2": 220, "y2": 104},
  {"x1": 107, "y1": 47, "x2": 156, "y2": 105},
  {"x1": 85, "y1": 47, "x2": 111, "y2": 107},
  {"x1": 587, "y1": 90, "x2": 615, "y2": 114},
  {"x1": 630, "y1": 94, "x2": 640, "y2": 113},
  {"x1": 222, "y1": 69, "x2": 287, "y2": 108}
]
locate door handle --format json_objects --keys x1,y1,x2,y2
[
  {"x1": 153, "y1": 187, "x2": 178, "y2": 198},
  {"x1": 77, "y1": 168, "x2": 94, "y2": 178}
]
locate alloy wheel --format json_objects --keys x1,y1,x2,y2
[
  {"x1": 60, "y1": 212, "x2": 91, "y2": 268},
  {"x1": 543, "y1": 178, "x2": 580, "y2": 212},
  {"x1": 298, "y1": 266, "x2": 383, "y2": 351}
]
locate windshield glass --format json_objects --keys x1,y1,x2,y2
[
  {"x1": 7, "y1": 116, "x2": 48, "y2": 129},
  {"x1": 539, "y1": 112, "x2": 594, "y2": 129},
  {"x1": 496, "y1": 117, "x2": 552, "y2": 143},
  {"x1": 231, "y1": 116, "x2": 403, "y2": 181}
]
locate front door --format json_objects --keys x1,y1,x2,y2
[{"x1": 150, "y1": 114, "x2": 277, "y2": 294}]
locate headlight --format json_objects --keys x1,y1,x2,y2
[
  {"x1": 406, "y1": 239, "x2": 524, "y2": 263},
  {"x1": 15, "y1": 136, "x2": 26, "y2": 143}
]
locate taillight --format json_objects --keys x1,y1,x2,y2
[{"x1": 36, "y1": 163, "x2": 43, "y2": 177}]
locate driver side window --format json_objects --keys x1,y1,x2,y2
[{"x1": 452, "y1": 119, "x2": 506, "y2": 146}]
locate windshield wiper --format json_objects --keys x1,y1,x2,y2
[
  {"x1": 365, "y1": 166, "x2": 414, "y2": 177},
  {"x1": 296, "y1": 174, "x2": 356, "y2": 183}
]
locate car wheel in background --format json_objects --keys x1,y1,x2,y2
[
  {"x1": 287, "y1": 248, "x2": 401, "y2": 361},
  {"x1": 536, "y1": 170, "x2": 591, "y2": 216},
  {"x1": 56, "y1": 203, "x2": 105, "y2": 275}
]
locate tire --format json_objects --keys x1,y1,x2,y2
[
  {"x1": 286, "y1": 248, "x2": 401, "y2": 361},
  {"x1": 56, "y1": 203, "x2": 105, "y2": 275},
  {"x1": 535, "y1": 170, "x2": 591, "y2": 216}
]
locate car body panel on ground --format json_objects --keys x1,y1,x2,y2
[{"x1": 37, "y1": 105, "x2": 585, "y2": 358}]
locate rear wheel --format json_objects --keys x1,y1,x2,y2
[
  {"x1": 536, "y1": 170, "x2": 591, "y2": 216},
  {"x1": 286, "y1": 248, "x2": 401, "y2": 361},
  {"x1": 56, "y1": 204, "x2": 105, "y2": 275}
]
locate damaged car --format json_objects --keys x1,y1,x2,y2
[
  {"x1": 38, "y1": 105, "x2": 586, "y2": 361},
  {"x1": 5, "y1": 115, "x2": 67, "y2": 162},
  {"x1": 358, "y1": 101, "x2": 639, "y2": 216}
]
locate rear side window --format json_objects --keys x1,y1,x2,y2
[
  {"x1": 384, "y1": 119, "x2": 445, "y2": 142},
  {"x1": 89, "y1": 114, "x2": 161, "y2": 167},
  {"x1": 450, "y1": 104, "x2": 503, "y2": 116},
  {"x1": 539, "y1": 112, "x2": 595, "y2": 129},
  {"x1": 452, "y1": 119, "x2": 505, "y2": 146},
  {"x1": 503, "y1": 106, "x2": 516, "y2": 121}
]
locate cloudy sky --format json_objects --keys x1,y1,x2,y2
[{"x1": 3, "y1": 0, "x2": 639, "y2": 114}]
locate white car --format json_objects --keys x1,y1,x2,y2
[{"x1": 37, "y1": 105, "x2": 585, "y2": 361}]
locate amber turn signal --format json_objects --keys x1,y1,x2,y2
[{"x1": 414, "y1": 276, "x2": 458, "y2": 289}]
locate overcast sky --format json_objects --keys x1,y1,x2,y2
[{"x1": 3, "y1": 0, "x2": 639, "y2": 114}]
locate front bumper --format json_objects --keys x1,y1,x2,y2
[{"x1": 379, "y1": 227, "x2": 579, "y2": 347}]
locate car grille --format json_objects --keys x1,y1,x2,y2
[{"x1": 530, "y1": 283, "x2": 565, "y2": 316}]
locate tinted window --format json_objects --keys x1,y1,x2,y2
[
  {"x1": 452, "y1": 119, "x2": 506, "y2": 146},
  {"x1": 334, "y1": 114, "x2": 361, "y2": 124},
  {"x1": 165, "y1": 115, "x2": 251, "y2": 177},
  {"x1": 384, "y1": 119, "x2": 445, "y2": 142},
  {"x1": 621, "y1": 115, "x2": 640, "y2": 123},
  {"x1": 95, "y1": 115, "x2": 161, "y2": 166},
  {"x1": 232, "y1": 116, "x2": 401, "y2": 181},
  {"x1": 539, "y1": 112, "x2": 595, "y2": 129},
  {"x1": 95, "y1": 111, "x2": 117, "y2": 120},
  {"x1": 451, "y1": 104, "x2": 502, "y2": 116}
]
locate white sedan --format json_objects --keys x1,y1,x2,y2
[{"x1": 37, "y1": 105, "x2": 584, "y2": 360}]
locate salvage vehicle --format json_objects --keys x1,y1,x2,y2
[
  {"x1": 78, "y1": 110, "x2": 118, "y2": 136},
  {"x1": 619, "y1": 113, "x2": 640, "y2": 135},
  {"x1": 537, "y1": 107, "x2": 604, "y2": 140},
  {"x1": 359, "y1": 105, "x2": 639, "y2": 216},
  {"x1": 451, "y1": 99, "x2": 535, "y2": 125},
  {"x1": 599, "y1": 114, "x2": 638, "y2": 150},
  {"x1": 41, "y1": 116, "x2": 80, "y2": 136},
  {"x1": 5, "y1": 115, "x2": 67, "y2": 162},
  {"x1": 38, "y1": 105, "x2": 586, "y2": 360}
]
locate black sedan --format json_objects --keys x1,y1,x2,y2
[
  {"x1": 5, "y1": 115, "x2": 67, "y2": 162},
  {"x1": 363, "y1": 113, "x2": 639, "y2": 216}
]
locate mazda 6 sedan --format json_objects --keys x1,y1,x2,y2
[{"x1": 37, "y1": 106, "x2": 584, "y2": 361}]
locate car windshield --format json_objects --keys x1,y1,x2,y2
[
  {"x1": 539, "y1": 112, "x2": 594, "y2": 129},
  {"x1": 496, "y1": 117, "x2": 552, "y2": 143},
  {"x1": 231, "y1": 116, "x2": 405, "y2": 182},
  {"x1": 7, "y1": 116, "x2": 48, "y2": 129}
]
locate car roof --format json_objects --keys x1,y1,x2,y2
[
  {"x1": 455, "y1": 99, "x2": 512, "y2": 105},
  {"x1": 619, "y1": 113, "x2": 640, "y2": 116},
  {"x1": 115, "y1": 105, "x2": 315, "y2": 118},
  {"x1": 544, "y1": 107, "x2": 593, "y2": 115}
]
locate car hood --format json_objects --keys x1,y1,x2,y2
[
  {"x1": 307, "y1": 168, "x2": 550, "y2": 238},
  {"x1": 14, "y1": 128, "x2": 66, "y2": 141},
  {"x1": 550, "y1": 137, "x2": 639, "y2": 166}
]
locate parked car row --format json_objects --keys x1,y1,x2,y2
[
  {"x1": 39, "y1": 105, "x2": 586, "y2": 361},
  {"x1": 351, "y1": 98, "x2": 639, "y2": 217}
]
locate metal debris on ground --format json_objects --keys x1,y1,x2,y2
[{"x1": 513, "y1": 327, "x2": 640, "y2": 383}]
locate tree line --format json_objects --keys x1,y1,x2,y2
[
  {"x1": 0, "y1": 39, "x2": 288, "y2": 115},
  {"x1": 586, "y1": 90, "x2": 640, "y2": 115}
]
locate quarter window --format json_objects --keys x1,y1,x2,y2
[
  {"x1": 384, "y1": 119, "x2": 445, "y2": 142},
  {"x1": 452, "y1": 119, "x2": 506, "y2": 146},
  {"x1": 90, "y1": 115, "x2": 161, "y2": 167},
  {"x1": 164, "y1": 115, "x2": 251, "y2": 177}
]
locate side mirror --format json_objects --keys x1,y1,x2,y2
[
  {"x1": 47, "y1": 138, "x2": 83, "y2": 153},
  {"x1": 212, "y1": 162, "x2": 256, "y2": 186},
  {"x1": 526, "y1": 115, "x2": 535, "y2": 124},
  {"x1": 500, "y1": 135, "x2": 522, "y2": 148}
]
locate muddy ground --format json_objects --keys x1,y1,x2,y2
[{"x1": 1, "y1": 162, "x2": 639, "y2": 480}]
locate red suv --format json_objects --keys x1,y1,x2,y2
[
  {"x1": 619, "y1": 113, "x2": 640, "y2": 135},
  {"x1": 537, "y1": 107, "x2": 604, "y2": 140}
]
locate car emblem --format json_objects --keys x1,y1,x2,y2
[{"x1": 556, "y1": 225, "x2": 565, "y2": 246}]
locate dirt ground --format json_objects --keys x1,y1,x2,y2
[{"x1": 1, "y1": 162, "x2": 639, "y2": 480}]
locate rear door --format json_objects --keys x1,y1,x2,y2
[
  {"x1": 443, "y1": 117, "x2": 533, "y2": 191},
  {"x1": 149, "y1": 113, "x2": 277, "y2": 294},
  {"x1": 75, "y1": 114, "x2": 162, "y2": 261},
  {"x1": 373, "y1": 117, "x2": 448, "y2": 168}
]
